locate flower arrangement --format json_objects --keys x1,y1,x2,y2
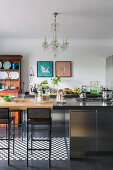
[{"x1": 63, "y1": 88, "x2": 81, "y2": 95}]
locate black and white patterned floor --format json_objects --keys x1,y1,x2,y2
[{"x1": 0, "y1": 137, "x2": 69, "y2": 161}]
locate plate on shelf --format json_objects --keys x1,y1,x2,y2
[
  {"x1": 9, "y1": 72, "x2": 19, "y2": 79},
  {"x1": 10, "y1": 86, "x2": 17, "y2": 89},
  {"x1": 3, "y1": 61, "x2": 11, "y2": 69},
  {"x1": 0, "y1": 71, "x2": 8, "y2": 79},
  {"x1": 0, "y1": 62, "x2": 2, "y2": 69}
]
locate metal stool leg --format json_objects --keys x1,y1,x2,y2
[
  {"x1": 49, "y1": 121, "x2": 51, "y2": 167},
  {"x1": 27, "y1": 122, "x2": 29, "y2": 166},
  {"x1": 22, "y1": 111, "x2": 24, "y2": 141},
  {"x1": 8, "y1": 123, "x2": 11, "y2": 165},
  {"x1": 22, "y1": 110, "x2": 26, "y2": 140},
  {"x1": 31, "y1": 124, "x2": 33, "y2": 154},
  {"x1": 13, "y1": 118, "x2": 15, "y2": 154},
  {"x1": 6, "y1": 124, "x2": 7, "y2": 138}
]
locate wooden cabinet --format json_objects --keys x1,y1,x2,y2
[
  {"x1": 0, "y1": 55, "x2": 22, "y2": 91},
  {"x1": 0, "y1": 55, "x2": 23, "y2": 127}
]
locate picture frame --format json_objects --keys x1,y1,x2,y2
[
  {"x1": 55, "y1": 61, "x2": 72, "y2": 77},
  {"x1": 37, "y1": 61, "x2": 53, "y2": 77}
]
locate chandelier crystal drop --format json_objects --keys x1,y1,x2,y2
[{"x1": 42, "y1": 12, "x2": 69, "y2": 58}]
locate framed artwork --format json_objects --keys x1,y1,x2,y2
[
  {"x1": 37, "y1": 61, "x2": 53, "y2": 77},
  {"x1": 55, "y1": 61, "x2": 71, "y2": 77}
]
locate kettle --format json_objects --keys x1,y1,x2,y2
[
  {"x1": 79, "y1": 91, "x2": 86, "y2": 100},
  {"x1": 108, "y1": 90, "x2": 112, "y2": 100},
  {"x1": 102, "y1": 88, "x2": 108, "y2": 100}
]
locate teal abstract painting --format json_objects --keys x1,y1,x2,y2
[{"x1": 37, "y1": 61, "x2": 53, "y2": 77}]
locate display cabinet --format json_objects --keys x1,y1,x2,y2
[
  {"x1": 0, "y1": 55, "x2": 23, "y2": 127},
  {"x1": 0, "y1": 55, "x2": 22, "y2": 91}
]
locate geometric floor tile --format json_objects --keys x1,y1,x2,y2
[{"x1": 0, "y1": 137, "x2": 69, "y2": 161}]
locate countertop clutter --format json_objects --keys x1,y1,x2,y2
[
  {"x1": 1, "y1": 94, "x2": 113, "y2": 111},
  {"x1": 53, "y1": 97, "x2": 113, "y2": 109}
]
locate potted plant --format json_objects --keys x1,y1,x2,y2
[
  {"x1": 38, "y1": 80, "x2": 48, "y2": 87},
  {"x1": 51, "y1": 77, "x2": 61, "y2": 92}
]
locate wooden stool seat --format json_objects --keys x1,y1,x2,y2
[{"x1": 0, "y1": 117, "x2": 14, "y2": 124}]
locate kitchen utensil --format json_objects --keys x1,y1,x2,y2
[
  {"x1": 79, "y1": 91, "x2": 86, "y2": 100},
  {"x1": 102, "y1": 88, "x2": 108, "y2": 100},
  {"x1": 108, "y1": 90, "x2": 112, "y2": 100}
]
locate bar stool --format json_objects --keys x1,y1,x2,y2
[
  {"x1": 6, "y1": 110, "x2": 24, "y2": 141},
  {"x1": 0, "y1": 108, "x2": 15, "y2": 165},
  {"x1": 8, "y1": 94, "x2": 26, "y2": 141},
  {"x1": 27, "y1": 108, "x2": 52, "y2": 167}
]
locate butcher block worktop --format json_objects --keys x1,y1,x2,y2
[{"x1": 0, "y1": 98, "x2": 53, "y2": 111}]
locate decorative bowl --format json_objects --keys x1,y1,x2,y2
[
  {"x1": 9, "y1": 96, "x2": 15, "y2": 101},
  {"x1": 1, "y1": 96, "x2": 11, "y2": 102}
]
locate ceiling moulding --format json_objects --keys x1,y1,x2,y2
[
  {"x1": 1, "y1": 39, "x2": 113, "y2": 46},
  {"x1": 69, "y1": 39, "x2": 113, "y2": 46}
]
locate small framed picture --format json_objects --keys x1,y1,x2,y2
[
  {"x1": 55, "y1": 61, "x2": 71, "y2": 77},
  {"x1": 37, "y1": 61, "x2": 53, "y2": 77}
]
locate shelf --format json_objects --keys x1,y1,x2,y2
[
  {"x1": 0, "y1": 69, "x2": 19, "y2": 71},
  {"x1": 0, "y1": 55, "x2": 22, "y2": 91},
  {"x1": 0, "y1": 89, "x2": 19, "y2": 91},
  {"x1": 0, "y1": 79, "x2": 19, "y2": 81}
]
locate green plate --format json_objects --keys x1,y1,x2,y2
[{"x1": 3, "y1": 61, "x2": 11, "y2": 69}]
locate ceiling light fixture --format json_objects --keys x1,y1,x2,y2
[{"x1": 42, "y1": 12, "x2": 69, "y2": 58}]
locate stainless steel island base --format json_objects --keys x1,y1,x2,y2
[{"x1": 70, "y1": 108, "x2": 113, "y2": 158}]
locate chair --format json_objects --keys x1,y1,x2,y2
[
  {"x1": 0, "y1": 108, "x2": 15, "y2": 165},
  {"x1": 27, "y1": 108, "x2": 52, "y2": 167}
]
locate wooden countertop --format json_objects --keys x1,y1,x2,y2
[{"x1": 0, "y1": 98, "x2": 53, "y2": 111}]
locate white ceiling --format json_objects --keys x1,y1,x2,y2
[{"x1": 0, "y1": 0, "x2": 113, "y2": 39}]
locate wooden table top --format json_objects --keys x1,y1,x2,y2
[{"x1": 0, "y1": 98, "x2": 53, "y2": 111}]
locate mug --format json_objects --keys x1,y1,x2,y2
[
  {"x1": 0, "y1": 83, "x2": 2, "y2": 89},
  {"x1": 12, "y1": 63, "x2": 19, "y2": 69}
]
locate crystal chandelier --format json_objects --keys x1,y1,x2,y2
[{"x1": 42, "y1": 12, "x2": 69, "y2": 57}]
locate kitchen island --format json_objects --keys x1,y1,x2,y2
[
  {"x1": 53, "y1": 98, "x2": 113, "y2": 158},
  {"x1": 1, "y1": 96, "x2": 113, "y2": 159}
]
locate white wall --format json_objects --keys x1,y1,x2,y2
[{"x1": 0, "y1": 39, "x2": 113, "y2": 92}]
